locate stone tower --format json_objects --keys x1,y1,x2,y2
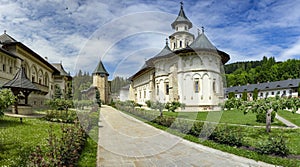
[{"x1": 92, "y1": 60, "x2": 109, "y2": 104}]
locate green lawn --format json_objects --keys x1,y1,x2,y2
[
  {"x1": 0, "y1": 116, "x2": 62, "y2": 166},
  {"x1": 277, "y1": 110, "x2": 300, "y2": 126},
  {"x1": 78, "y1": 110, "x2": 99, "y2": 167},
  {"x1": 161, "y1": 109, "x2": 285, "y2": 126},
  {"x1": 0, "y1": 109, "x2": 100, "y2": 167}
]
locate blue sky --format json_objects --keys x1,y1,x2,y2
[{"x1": 0, "y1": 0, "x2": 299, "y2": 79}]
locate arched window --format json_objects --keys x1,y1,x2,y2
[
  {"x1": 179, "y1": 41, "x2": 182, "y2": 48},
  {"x1": 173, "y1": 42, "x2": 176, "y2": 49},
  {"x1": 194, "y1": 78, "x2": 200, "y2": 93},
  {"x1": 165, "y1": 83, "x2": 169, "y2": 95},
  {"x1": 44, "y1": 73, "x2": 49, "y2": 86},
  {"x1": 213, "y1": 81, "x2": 216, "y2": 93}
]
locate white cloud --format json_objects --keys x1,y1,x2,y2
[{"x1": 0, "y1": 0, "x2": 300, "y2": 77}]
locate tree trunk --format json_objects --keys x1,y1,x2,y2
[{"x1": 266, "y1": 109, "x2": 272, "y2": 133}]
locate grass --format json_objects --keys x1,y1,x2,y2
[
  {"x1": 120, "y1": 109, "x2": 300, "y2": 167},
  {"x1": 277, "y1": 110, "x2": 300, "y2": 126},
  {"x1": 0, "y1": 116, "x2": 62, "y2": 166},
  {"x1": 78, "y1": 137, "x2": 98, "y2": 167},
  {"x1": 156, "y1": 109, "x2": 285, "y2": 126},
  {"x1": 78, "y1": 110, "x2": 99, "y2": 167},
  {"x1": 0, "y1": 108, "x2": 100, "y2": 166}
]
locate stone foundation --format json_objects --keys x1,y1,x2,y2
[{"x1": 12, "y1": 105, "x2": 33, "y2": 115}]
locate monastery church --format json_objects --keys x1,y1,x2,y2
[{"x1": 93, "y1": 3, "x2": 230, "y2": 111}]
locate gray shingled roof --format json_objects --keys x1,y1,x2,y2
[
  {"x1": 0, "y1": 32, "x2": 17, "y2": 44},
  {"x1": 189, "y1": 32, "x2": 217, "y2": 51},
  {"x1": 52, "y1": 63, "x2": 69, "y2": 76},
  {"x1": 2, "y1": 67, "x2": 39, "y2": 91},
  {"x1": 171, "y1": 4, "x2": 192, "y2": 29},
  {"x1": 154, "y1": 43, "x2": 173, "y2": 58},
  {"x1": 225, "y1": 79, "x2": 300, "y2": 93},
  {"x1": 93, "y1": 60, "x2": 109, "y2": 76}
]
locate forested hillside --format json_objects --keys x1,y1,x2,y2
[
  {"x1": 225, "y1": 56, "x2": 300, "y2": 87},
  {"x1": 73, "y1": 70, "x2": 93, "y2": 100},
  {"x1": 110, "y1": 76, "x2": 130, "y2": 94}
]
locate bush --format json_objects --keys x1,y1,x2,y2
[
  {"x1": 257, "y1": 135, "x2": 290, "y2": 156},
  {"x1": 30, "y1": 122, "x2": 87, "y2": 166},
  {"x1": 188, "y1": 121, "x2": 204, "y2": 137},
  {"x1": 170, "y1": 119, "x2": 193, "y2": 134},
  {"x1": 153, "y1": 116, "x2": 175, "y2": 127},
  {"x1": 0, "y1": 88, "x2": 16, "y2": 116},
  {"x1": 45, "y1": 109, "x2": 78, "y2": 123},
  {"x1": 256, "y1": 111, "x2": 276, "y2": 123},
  {"x1": 210, "y1": 126, "x2": 243, "y2": 147},
  {"x1": 165, "y1": 101, "x2": 181, "y2": 112},
  {"x1": 145, "y1": 100, "x2": 152, "y2": 108}
]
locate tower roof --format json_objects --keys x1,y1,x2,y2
[
  {"x1": 154, "y1": 40, "x2": 173, "y2": 58},
  {"x1": 189, "y1": 31, "x2": 217, "y2": 50},
  {"x1": 93, "y1": 60, "x2": 109, "y2": 76},
  {"x1": 171, "y1": 2, "x2": 192, "y2": 29}
]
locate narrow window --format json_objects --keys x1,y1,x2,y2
[
  {"x1": 144, "y1": 90, "x2": 146, "y2": 98},
  {"x1": 271, "y1": 92, "x2": 274, "y2": 95},
  {"x1": 179, "y1": 41, "x2": 182, "y2": 48},
  {"x1": 3, "y1": 64, "x2": 5, "y2": 72},
  {"x1": 185, "y1": 26, "x2": 187, "y2": 30},
  {"x1": 157, "y1": 85, "x2": 159, "y2": 95},
  {"x1": 260, "y1": 92, "x2": 263, "y2": 96},
  {"x1": 32, "y1": 76, "x2": 35, "y2": 82},
  {"x1": 165, "y1": 83, "x2": 169, "y2": 95},
  {"x1": 9, "y1": 67, "x2": 12, "y2": 74},
  {"x1": 213, "y1": 81, "x2": 216, "y2": 93},
  {"x1": 194, "y1": 79, "x2": 199, "y2": 93},
  {"x1": 173, "y1": 42, "x2": 176, "y2": 49}
]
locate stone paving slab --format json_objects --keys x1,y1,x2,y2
[{"x1": 97, "y1": 105, "x2": 275, "y2": 167}]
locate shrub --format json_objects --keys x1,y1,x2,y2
[
  {"x1": 170, "y1": 119, "x2": 193, "y2": 134},
  {"x1": 256, "y1": 111, "x2": 276, "y2": 123},
  {"x1": 0, "y1": 88, "x2": 16, "y2": 116},
  {"x1": 165, "y1": 101, "x2": 182, "y2": 112},
  {"x1": 210, "y1": 126, "x2": 243, "y2": 147},
  {"x1": 153, "y1": 116, "x2": 175, "y2": 127},
  {"x1": 188, "y1": 121, "x2": 204, "y2": 137},
  {"x1": 256, "y1": 135, "x2": 290, "y2": 156},
  {"x1": 145, "y1": 100, "x2": 152, "y2": 108},
  {"x1": 44, "y1": 109, "x2": 77, "y2": 123},
  {"x1": 30, "y1": 122, "x2": 87, "y2": 166}
]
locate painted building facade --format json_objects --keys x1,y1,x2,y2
[{"x1": 129, "y1": 3, "x2": 230, "y2": 111}]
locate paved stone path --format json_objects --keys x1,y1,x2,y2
[
  {"x1": 97, "y1": 105, "x2": 274, "y2": 167},
  {"x1": 275, "y1": 114, "x2": 299, "y2": 128}
]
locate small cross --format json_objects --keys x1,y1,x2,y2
[
  {"x1": 4, "y1": 30, "x2": 6, "y2": 34},
  {"x1": 180, "y1": 1, "x2": 183, "y2": 7},
  {"x1": 165, "y1": 38, "x2": 168, "y2": 45},
  {"x1": 201, "y1": 26, "x2": 205, "y2": 33}
]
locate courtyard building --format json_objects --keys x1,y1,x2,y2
[
  {"x1": 225, "y1": 79, "x2": 300, "y2": 100},
  {"x1": 0, "y1": 31, "x2": 71, "y2": 108}
]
